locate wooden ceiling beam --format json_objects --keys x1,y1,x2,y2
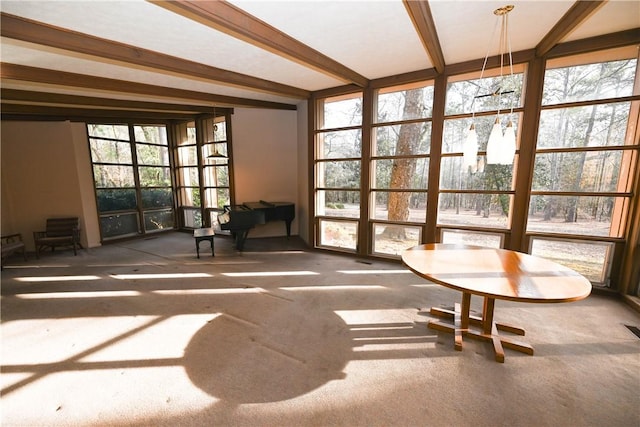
[
  {"x1": 148, "y1": 0, "x2": 369, "y2": 87},
  {"x1": 1, "y1": 63, "x2": 298, "y2": 111},
  {"x1": 535, "y1": 1, "x2": 607, "y2": 57},
  {"x1": 0, "y1": 89, "x2": 213, "y2": 113},
  {"x1": 0, "y1": 13, "x2": 309, "y2": 99},
  {"x1": 402, "y1": 0, "x2": 445, "y2": 74},
  {"x1": 0, "y1": 103, "x2": 197, "y2": 120}
]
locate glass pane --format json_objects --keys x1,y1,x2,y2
[
  {"x1": 316, "y1": 160, "x2": 361, "y2": 189},
  {"x1": 183, "y1": 207, "x2": 202, "y2": 228},
  {"x1": 89, "y1": 139, "x2": 132, "y2": 164},
  {"x1": 320, "y1": 94, "x2": 362, "y2": 129},
  {"x1": 440, "y1": 229, "x2": 502, "y2": 248},
  {"x1": 319, "y1": 219, "x2": 358, "y2": 250},
  {"x1": 316, "y1": 190, "x2": 360, "y2": 218},
  {"x1": 136, "y1": 144, "x2": 169, "y2": 166},
  {"x1": 178, "y1": 122, "x2": 197, "y2": 146},
  {"x1": 180, "y1": 187, "x2": 200, "y2": 207},
  {"x1": 203, "y1": 165, "x2": 229, "y2": 186},
  {"x1": 446, "y1": 73, "x2": 524, "y2": 116},
  {"x1": 178, "y1": 146, "x2": 198, "y2": 166},
  {"x1": 87, "y1": 124, "x2": 129, "y2": 140},
  {"x1": 530, "y1": 238, "x2": 612, "y2": 284},
  {"x1": 204, "y1": 188, "x2": 230, "y2": 209},
  {"x1": 372, "y1": 158, "x2": 429, "y2": 189},
  {"x1": 537, "y1": 102, "x2": 631, "y2": 149},
  {"x1": 443, "y1": 115, "x2": 520, "y2": 154},
  {"x1": 377, "y1": 84, "x2": 434, "y2": 122},
  {"x1": 179, "y1": 167, "x2": 199, "y2": 187},
  {"x1": 440, "y1": 157, "x2": 514, "y2": 191},
  {"x1": 93, "y1": 165, "x2": 135, "y2": 187},
  {"x1": 100, "y1": 213, "x2": 139, "y2": 239},
  {"x1": 373, "y1": 123, "x2": 431, "y2": 156},
  {"x1": 138, "y1": 166, "x2": 171, "y2": 187},
  {"x1": 438, "y1": 193, "x2": 511, "y2": 229},
  {"x1": 134, "y1": 125, "x2": 167, "y2": 145},
  {"x1": 144, "y1": 209, "x2": 174, "y2": 232},
  {"x1": 527, "y1": 195, "x2": 625, "y2": 237},
  {"x1": 141, "y1": 188, "x2": 173, "y2": 209},
  {"x1": 317, "y1": 129, "x2": 361, "y2": 159},
  {"x1": 96, "y1": 189, "x2": 137, "y2": 212},
  {"x1": 532, "y1": 151, "x2": 624, "y2": 192},
  {"x1": 215, "y1": 118, "x2": 227, "y2": 141},
  {"x1": 371, "y1": 191, "x2": 426, "y2": 222},
  {"x1": 542, "y1": 59, "x2": 637, "y2": 105},
  {"x1": 372, "y1": 224, "x2": 421, "y2": 256}
]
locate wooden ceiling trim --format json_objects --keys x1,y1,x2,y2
[
  {"x1": 0, "y1": 89, "x2": 212, "y2": 113},
  {"x1": 546, "y1": 28, "x2": 640, "y2": 59},
  {"x1": 148, "y1": 0, "x2": 369, "y2": 87},
  {"x1": 0, "y1": 13, "x2": 309, "y2": 99},
  {"x1": 0, "y1": 63, "x2": 298, "y2": 111},
  {"x1": 0, "y1": 103, "x2": 197, "y2": 120},
  {"x1": 402, "y1": 0, "x2": 445, "y2": 74},
  {"x1": 535, "y1": 0, "x2": 607, "y2": 57}
]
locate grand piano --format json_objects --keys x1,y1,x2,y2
[{"x1": 217, "y1": 200, "x2": 295, "y2": 250}]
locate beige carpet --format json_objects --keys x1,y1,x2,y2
[{"x1": 1, "y1": 232, "x2": 639, "y2": 426}]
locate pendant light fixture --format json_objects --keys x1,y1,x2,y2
[
  {"x1": 464, "y1": 4, "x2": 517, "y2": 169},
  {"x1": 207, "y1": 106, "x2": 227, "y2": 159}
]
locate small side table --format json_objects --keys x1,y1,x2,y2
[{"x1": 193, "y1": 228, "x2": 215, "y2": 258}]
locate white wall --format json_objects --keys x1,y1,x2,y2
[
  {"x1": 0, "y1": 121, "x2": 100, "y2": 251},
  {"x1": 231, "y1": 108, "x2": 300, "y2": 238}
]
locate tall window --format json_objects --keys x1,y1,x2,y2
[
  {"x1": 315, "y1": 92, "x2": 363, "y2": 251},
  {"x1": 175, "y1": 121, "x2": 201, "y2": 227},
  {"x1": 88, "y1": 123, "x2": 174, "y2": 240},
  {"x1": 174, "y1": 114, "x2": 232, "y2": 229},
  {"x1": 202, "y1": 116, "x2": 231, "y2": 227},
  {"x1": 439, "y1": 65, "x2": 525, "y2": 247},
  {"x1": 528, "y1": 47, "x2": 639, "y2": 284},
  {"x1": 371, "y1": 81, "x2": 434, "y2": 255}
]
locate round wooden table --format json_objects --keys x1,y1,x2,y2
[{"x1": 402, "y1": 244, "x2": 592, "y2": 362}]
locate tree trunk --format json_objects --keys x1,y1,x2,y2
[{"x1": 381, "y1": 88, "x2": 424, "y2": 239}]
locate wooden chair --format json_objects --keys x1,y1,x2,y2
[
  {"x1": 1, "y1": 233, "x2": 27, "y2": 269},
  {"x1": 33, "y1": 217, "x2": 81, "y2": 259}
]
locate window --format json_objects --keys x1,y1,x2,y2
[
  {"x1": 175, "y1": 121, "x2": 201, "y2": 228},
  {"x1": 527, "y1": 47, "x2": 639, "y2": 286},
  {"x1": 174, "y1": 114, "x2": 233, "y2": 230},
  {"x1": 88, "y1": 123, "x2": 174, "y2": 240},
  {"x1": 311, "y1": 42, "x2": 639, "y2": 293},
  {"x1": 438, "y1": 65, "x2": 525, "y2": 236},
  {"x1": 371, "y1": 81, "x2": 434, "y2": 256},
  {"x1": 315, "y1": 92, "x2": 363, "y2": 251}
]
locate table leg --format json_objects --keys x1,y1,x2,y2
[
  {"x1": 463, "y1": 296, "x2": 534, "y2": 363},
  {"x1": 428, "y1": 295, "x2": 534, "y2": 362},
  {"x1": 428, "y1": 292, "x2": 472, "y2": 351}
]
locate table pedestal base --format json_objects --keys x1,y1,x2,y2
[{"x1": 427, "y1": 293, "x2": 534, "y2": 363}]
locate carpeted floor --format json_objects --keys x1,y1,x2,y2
[{"x1": 1, "y1": 231, "x2": 639, "y2": 426}]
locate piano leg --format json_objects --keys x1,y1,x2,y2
[
  {"x1": 285, "y1": 220, "x2": 292, "y2": 238},
  {"x1": 234, "y1": 229, "x2": 251, "y2": 251}
]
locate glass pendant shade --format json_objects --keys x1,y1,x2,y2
[
  {"x1": 486, "y1": 118, "x2": 503, "y2": 164},
  {"x1": 463, "y1": 124, "x2": 478, "y2": 168},
  {"x1": 461, "y1": 4, "x2": 517, "y2": 171},
  {"x1": 501, "y1": 120, "x2": 517, "y2": 165}
]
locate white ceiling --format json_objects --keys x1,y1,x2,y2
[{"x1": 1, "y1": 0, "x2": 639, "y2": 113}]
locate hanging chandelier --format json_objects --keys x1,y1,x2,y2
[{"x1": 463, "y1": 4, "x2": 517, "y2": 169}]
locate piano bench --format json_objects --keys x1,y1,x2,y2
[{"x1": 193, "y1": 228, "x2": 215, "y2": 258}]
